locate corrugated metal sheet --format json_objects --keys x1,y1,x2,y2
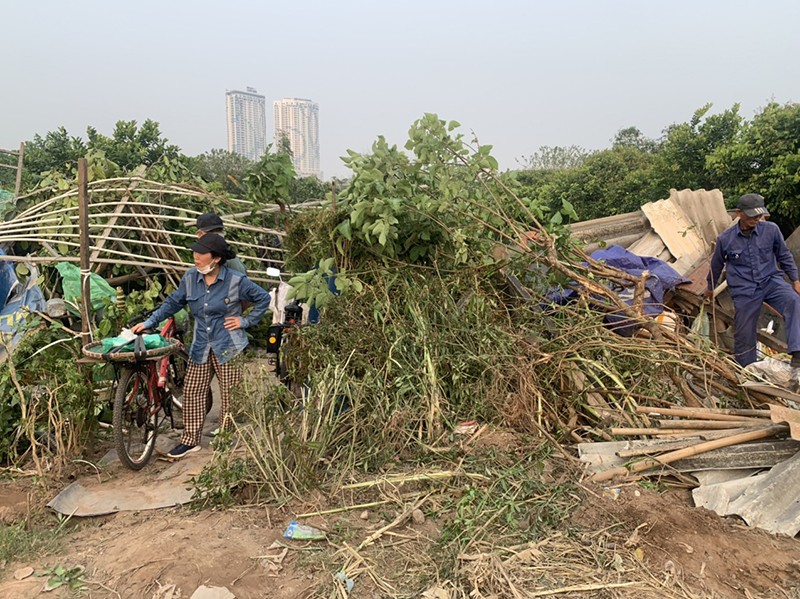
[
  {"x1": 568, "y1": 188, "x2": 732, "y2": 277},
  {"x1": 670, "y1": 188, "x2": 732, "y2": 249},
  {"x1": 692, "y1": 450, "x2": 800, "y2": 536},
  {"x1": 642, "y1": 198, "x2": 708, "y2": 268}
]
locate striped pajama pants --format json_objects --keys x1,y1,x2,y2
[{"x1": 181, "y1": 351, "x2": 242, "y2": 447}]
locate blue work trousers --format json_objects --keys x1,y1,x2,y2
[{"x1": 732, "y1": 277, "x2": 800, "y2": 366}]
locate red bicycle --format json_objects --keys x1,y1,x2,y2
[{"x1": 83, "y1": 315, "x2": 211, "y2": 470}]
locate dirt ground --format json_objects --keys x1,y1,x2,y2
[
  {"x1": 3, "y1": 432, "x2": 800, "y2": 598},
  {"x1": 573, "y1": 483, "x2": 800, "y2": 598}
]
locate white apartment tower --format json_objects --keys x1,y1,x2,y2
[
  {"x1": 273, "y1": 98, "x2": 320, "y2": 178},
  {"x1": 226, "y1": 88, "x2": 267, "y2": 161}
]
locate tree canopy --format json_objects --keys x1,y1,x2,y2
[{"x1": 513, "y1": 102, "x2": 800, "y2": 230}]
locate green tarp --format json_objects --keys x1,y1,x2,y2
[{"x1": 55, "y1": 262, "x2": 117, "y2": 313}]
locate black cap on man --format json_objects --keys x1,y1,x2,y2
[
  {"x1": 195, "y1": 213, "x2": 224, "y2": 233},
  {"x1": 736, "y1": 193, "x2": 770, "y2": 218}
]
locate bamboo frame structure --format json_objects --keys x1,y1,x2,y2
[{"x1": 0, "y1": 177, "x2": 317, "y2": 285}]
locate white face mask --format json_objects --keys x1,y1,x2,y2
[{"x1": 197, "y1": 261, "x2": 219, "y2": 275}]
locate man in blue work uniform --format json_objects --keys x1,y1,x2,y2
[{"x1": 706, "y1": 193, "x2": 800, "y2": 367}]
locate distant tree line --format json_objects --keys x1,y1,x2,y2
[
  {"x1": 511, "y1": 102, "x2": 800, "y2": 230},
  {"x1": 4, "y1": 102, "x2": 799, "y2": 229},
  {"x1": 0, "y1": 119, "x2": 332, "y2": 206}
]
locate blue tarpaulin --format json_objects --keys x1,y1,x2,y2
[
  {"x1": 549, "y1": 245, "x2": 690, "y2": 335},
  {"x1": 0, "y1": 250, "x2": 16, "y2": 312},
  {"x1": 0, "y1": 260, "x2": 46, "y2": 362}
]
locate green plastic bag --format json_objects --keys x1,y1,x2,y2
[
  {"x1": 55, "y1": 262, "x2": 117, "y2": 313},
  {"x1": 99, "y1": 334, "x2": 170, "y2": 353}
]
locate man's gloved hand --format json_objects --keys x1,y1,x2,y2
[
  {"x1": 703, "y1": 288, "x2": 714, "y2": 302},
  {"x1": 793, "y1": 280, "x2": 800, "y2": 295}
]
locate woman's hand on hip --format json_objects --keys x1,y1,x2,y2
[{"x1": 224, "y1": 316, "x2": 242, "y2": 330}]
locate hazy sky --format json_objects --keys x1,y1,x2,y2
[{"x1": 2, "y1": 1, "x2": 799, "y2": 178}]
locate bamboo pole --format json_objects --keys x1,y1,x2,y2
[
  {"x1": 0, "y1": 254, "x2": 280, "y2": 284},
  {"x1": 590, "y1": 424, "x2": 788, "y2": 483},
  {"x1": 637, "y1": 406, "x2": 770, "y2": 422},
  {"x1": 0, "y1": 235, "x2": 286, "y2": 269},
  {"x1": 91, "y1": 193, "x2": 131, "y2": 275},
  {"x1": 0, "y1": 210, "x2": 287, "y2": 244},
  {"x1": 656, "y1": 419, "x2": 765, "y2": 430},
  {"x1": 78, "y1": 159, "x2": 91, "y2": 342},
  {"x1": 667, "y1": 405, "x2": 771, "y2": 418},
  {"x1": 14, "y1": 142, "x2": 23, "y2": 197},
  {"x1": 609, "y1": 427, "x2": 750, "y2": 436}
]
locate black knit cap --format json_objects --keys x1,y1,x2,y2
[
  {"x1": 189, "y1": 233, "x2": 235, "y2": 260},
  {"x1": 736, "y1": 193, "x2": 770, "y2": 217}
]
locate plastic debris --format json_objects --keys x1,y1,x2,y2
[
  {"x1": 454, "y1": 420, "x2": 478, "y2": 435},
  {"x1": 283, "y1": 521, "x2": 326, "y2": 540},
  {"x1": 334, "y1": 571, "x2": 355, "y2": 593}
]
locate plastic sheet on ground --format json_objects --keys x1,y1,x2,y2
[{"x1": 47, "y1": 446, "x2": 210, "y2": 517}]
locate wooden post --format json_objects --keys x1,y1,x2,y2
[
  {"x1": 14, "y1": 142, "x2": 24, "y2": 197},
  {"x1": 78, "y1": 158, "x2": 91, "y2": 343}
]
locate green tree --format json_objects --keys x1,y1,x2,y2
[
  {"x1": 560, "y1": 146, "x2": 658, "y2": 220},
  {"x1": 20, "y1": 127, "x2": 87, "y2": 188},
  {"x1": 517, "y1": 145, "x2": 588, "y2": 170},
  {"x1": 290, "y1": 176, "x2": 325, "y2": 204},
  {"x1": 652, "y1": 103, "x2": 742, "y2": 192},
  {"x1": 612, "y1": 126, "x2": 660, "y2": 153},
  {"x1": 87, "y1": 119, "x2": 184, "y2": 172},
  {"x1": 707, "y1": 101, "x2": 800, "y2": 225},
  {"x1": 192, "y1": 149, "x2": 254, "y2": 194},
  {"x1": 276, "y1": 130, "x2": 293, "y2": 157},
  {"x1": 244, "y1": 145, "x2": 296, "y2": 210}
]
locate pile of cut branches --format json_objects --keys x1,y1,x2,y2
[{"x1": 272, "y1": 114, "x2": 746, "y2": 460}]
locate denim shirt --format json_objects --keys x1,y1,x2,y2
[
  {"x1": 707, "y1": 220, "x2": 799, "y2": 297},
  {"x1": 143, "y1": 266, "x2": 270, "y2": 364}
]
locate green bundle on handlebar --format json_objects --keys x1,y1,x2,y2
[{"x1": 98, "y1": 334, "x2": 171, "y2": 354}]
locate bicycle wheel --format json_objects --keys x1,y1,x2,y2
[
  {"x1": 113, "y1": 367, "x2": 157, "y2": 470},
  {"x1": 168, "y1": 349, "x2": 213, "y2": 416}
]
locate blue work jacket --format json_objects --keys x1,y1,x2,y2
[
  {"x1": 143, "y1": 266, "x2": 270, "y2": 364},
  {"x1": 707, "y1": 220, "x2": 799, "y2": 297}
]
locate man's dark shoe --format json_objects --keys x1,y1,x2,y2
[
  {"x1": 162, "y1": 443, "x2": 200, "y2": 461},
  {"x1": 792, "y1": 351, "x2": 800, "y2": 368}
]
